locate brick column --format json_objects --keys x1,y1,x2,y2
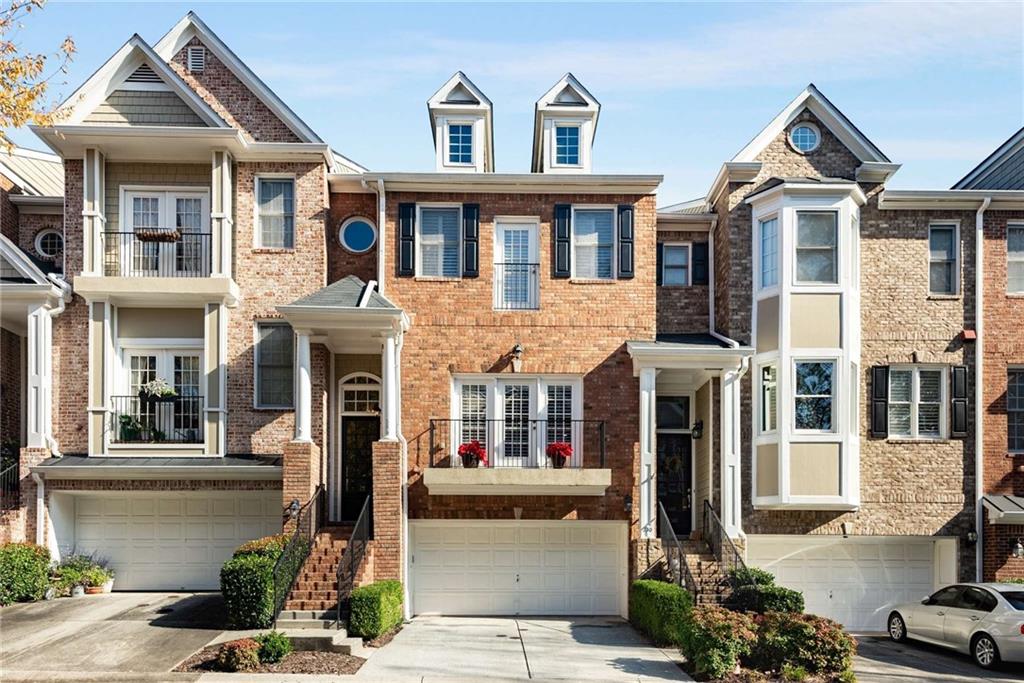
[
  {"x1": 19, "y1": 447, "x2": 49, "y2": 544},
  {"x1": 371, "y1": 440, "x2": 403, "y2": 581},
  {"x1": 282, "y1": 440, "x2": 320, "y2": 529}
]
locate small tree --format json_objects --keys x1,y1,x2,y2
[{"x1": 1, "y1": 0, "x2": 75, "y2": 150}]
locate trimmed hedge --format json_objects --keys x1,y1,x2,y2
[
  {"x1": 730, "y1": 565, "x2": 776, "y2": 588},
  {"x1": 216, "y1": 638, "x2": 261, "y2": 672},
  {"x1": 221, "y1": 553, "x2": 276, "y2": 629},
  {"x1": 0, "y1": 543, "x2": 50, "y2": 605},
  {"x1": 255, "y1": 630, "x2": 293, "y2": 664},
  {"x1": 349, "y1": 580, "x2": 403, "y2": 638},
  {"x1": 725, "y1": 584, "x2": 805, "y2": 615},
  {"x1": 749, "y1": 611, "x2": 856, "y2": 678},
  {"x1": 628, "y1": 580, "x2": 692, "y2": 646},
  {"x1": 235, "y1": 534, "x2": 290, "y2": 558},
  {"x1": 680, "y1": 605, "x2": 757, "y2": 679}
]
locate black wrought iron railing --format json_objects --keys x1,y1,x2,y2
[
  {"x1": 658, "y1": 501, "x2": 698, "y2": 596},
  {"x1": 102, "y1": 231, "x2": 212, "y2": 277},
  {"x1": 272, "y1": 485, "x2": 324, "y2": 628},
  {"x1": 494, "y1": 262, "x2": 540, "y2": 310},
  {"x1": 702, "y1": 498, "x2": 747, "y2": 577},
  {"x1": 0, "y1": 463, "x2": 19, "y2": 510},
  {"x1": 336, "y1": 494, "x2": 372, "y2": 629},
  {"x1": 109, "y1": 395, "x2": 204, "y2": 444},
  {"x1": 428, "y1": 418, "x2": 606, "y2": 468}
]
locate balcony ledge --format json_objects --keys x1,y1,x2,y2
[
  {"x1": 422, "y1": 468, "x2": 612, "y2": 496},
  {"x1": 73, "y1": 275, "x2": 240, "y2": 306}
]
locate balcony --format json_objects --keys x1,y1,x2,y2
[
  {"x1": 109, "y1": 394, "x2": 204, "y2": 445},
  {"x1": 102, "y1": 230, "x2": 212, "y2": 278},
  {"x1": 494, "y1": 263, "x2": 540, "y2": 310},
  {"x1": 422, "y1": 418, "x2": 611, "y2": 496}
]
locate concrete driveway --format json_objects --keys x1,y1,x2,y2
[
  {"x1": 0, "y1": 592, "x2": 224, "y2": 682},
  {"x1": 355, "y1": 616, "x2": 689, "y2": 682},
  {"x1": 855, "y1": 636, "x2": 1024, "y2": 683}
]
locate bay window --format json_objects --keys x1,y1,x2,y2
[
  {"x1": 794, "y1": 360, "x2": 835, "y2": 431},
  {"x1": 759, "y1": 217, "x2": 778, "y2": 289},
  {"x1": 760, "y1": 365, "x2": 778, "y2": 433},
  {"x1": 795, "y1": 212, "x2": 838, "y2": 284}
]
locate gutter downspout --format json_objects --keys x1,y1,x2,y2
[
  {"x1": 975, "y1": 196, "x2": 990, "y2": 582},
  {"x1": 395, "y1": 330, "x2": 412, "y2": 621},
  {"x1": 31, "y1": 472, "x2": 45, "y2": 546},
  {"x1": 45, "y1": 274, "x2": 69, "y2": 458},
  {"x1": 706, "y1": 217, "x2": 739, "y2": 349},
  {"x1": 359, "y1": 177, "x2": 387, "y2": 295}
]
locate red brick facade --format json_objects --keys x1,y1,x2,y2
[{"x1": 328, "y1": 192, "x2": 378, "y2": 284}]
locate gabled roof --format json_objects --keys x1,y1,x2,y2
[
  {"x1": 154, "y1": 12, "x2": 323, "y2": 144},
  {"x1": 0, "y1": 233, "x2": 52, "y2": 284},
  {"x1": 0, "y1": 147, "x2": 64, "y2": 197},
  {"x1": 286, "y1": 275, "x2": 397, "y2": 310},
  {"x1": 953, "y1": 127, "x2": 1024, "y2": 190},
  {"x1": 658, "y1": 197, "x2": 709, "y2": 215},
  {"x1": 731, "y1": 84, "x2": 890, "y2": 164},
  {"x1": 56, "y1": 34, "x2": 229, "y2": 129},
  {"x1": 331, "y1": 149, "x2": 368, "y2": 174}
]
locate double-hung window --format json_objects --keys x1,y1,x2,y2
[
  {"x1": 1009, "y1": 370, "x2": 1024, "y2": 452},
  {"x1": 759, "y1": 217, "x2": 778, "y2": 289},
  {"x1": 573, "y1": 208, "x2": 615, "y2": 279},
  {"x1": 662, "y1": 244, "x2": 690, "y2": 286},
  {"x1": 795, "y1": 212, "x2": 838, "y2": 284},
  {"x1": 794, "y1": 360, "x2": 835, "y2": 431},
  {"x1": 418, "y1": 207, "x2": 461, "y2": 277},
  {"x1": 255, "y1": 322, "x2": 294, "y2": 408},
  {"x1": 257, "y1": 178, "x2": 295, "y2": 248},
  {"x1": 760, "y1": 365, "x2": 778, "y2": 433},
  {"x1": 1008, "y1": 225, "x2": 1024, "y2": 294},
  {"x1": 929, "y1": 224, "x2": 958, "y2": 295},
  {"x1": 555, "y1": 125, "x2": 580, "y2": 166},
  {"x1": 447, "y1": 123, "x2": 473, "y2": 165},
  {"x1": 888, "y1": 366, "x2": 945, "y2": 439}
]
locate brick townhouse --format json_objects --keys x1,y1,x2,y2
[{"x1": 1, "y1": 11, "x2": 1022, "y2": 631}]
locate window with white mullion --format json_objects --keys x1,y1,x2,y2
[
  {"x1": 1008, "y1": 370, "x2": 1024, "y2": 452},
  {"x1": 760, "y1": 364, "x2": 778, "y2": 433},
  {"x1": 759, "y1": 217, "x2": 778, "y2": 289},
  {"x1": 573, "y1": 208, "x2": 615, "y2": 279},
  {"x1": 929, "y1": 224, "x2": 958, "y2": 294},
  {"x1": 889, "y1": 367, "x2": 944, "y2": 439},
  {"x1": 794, "y1": 360, "x2": 835, "y2": 432},
  {"x1": 662, "y1": 244, "x2": 690, "y2": 286},
  {"x1": 459, "y1": 384, "x2": 488, "y2": 450},
  {"x1": 1009, "y1": 226, "x2": 1024, "y2": 294},
  {"x1": 418, "y1": 207, "x2": 461, "y2": 277},
  {"x1": 257, "y1": 178, "x2": 295, "y2": 248},
  {"x1": 795, "y1": 212, "x2": 838, "y2": 284}
]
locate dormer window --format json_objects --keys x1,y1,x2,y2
[
  {"x1": 555, "y1": 125, "x2": 580, "y2": 166},
  {"x1": 447, "y1": 123, "x2": 473, "y2": 165}
]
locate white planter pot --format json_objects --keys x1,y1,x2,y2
[
  {"x1": 71, "y1": 585, "x2": 85, "y2": 598},
  {"x1": 102, "y1": 578, "x2": 114, "y2": 593}
]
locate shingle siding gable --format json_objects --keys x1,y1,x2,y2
[{"x1": 83, "y1": 90, "x2": 207, "y2": 127}]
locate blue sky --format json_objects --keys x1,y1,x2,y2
[{"x1": 7, "y1": 1, "x2": 1023, "y2": 204}]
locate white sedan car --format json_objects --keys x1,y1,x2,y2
[{"x1": 888, "y1": 583, "x2": 1024, "y2": 669}]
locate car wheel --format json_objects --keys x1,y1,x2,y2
[
  {"x1": 972, "y1": 633, "x2": 1000, "y2": 669},
  {"x1": 887, "y1": 612, "x2": 907, "y2": 642}
]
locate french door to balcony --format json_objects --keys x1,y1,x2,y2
[
  {"x1": 494, "y1": 220, "x2": 539, "y2": 310},
  {"x1": 114, "y1": 349, "x2": 203, "y2": 444},
  {"x1": 495, "y1": 381, "x2": 533, "y2": 468},
  {"x1": 120, "y1": 189, "x2": 210, "y2": 277}
]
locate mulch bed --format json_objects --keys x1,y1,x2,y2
[
  {"x1": 366, "y1": 624, "x2": 401, "y2": 648},
  {"x1": 174, "y1": 645, "x2": 364, "y2": 675}
]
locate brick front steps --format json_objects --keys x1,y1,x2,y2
[
  {"x1": 282, "y1": 525, "x2": 375, "y2": 614},
  {"x1": 680, "y1": 540, "x2": 731, "y2": 605}
]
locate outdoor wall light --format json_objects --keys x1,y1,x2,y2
[
  {"x1": 511, "y1": 343, "x2": 524, "y2": 373},
  {"x1": 1013, "y1": 538, "x2": 1024, "y2": 559},
  {"x1": 288, "y1": 499, "x2": 301, "y2": 519},
  {"x1": 624, "y1": 496, "x2": 633, "y2": 514},
  {"x1": 691, "y1": 420, "x2": 704, "y2": 440},
  {"x1": 966, "y1": 530, "x2": 978, "y2": 544}
]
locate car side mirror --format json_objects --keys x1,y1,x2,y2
[{"x1": 921, "y1": 598, "x2": 932, "y2": 605}]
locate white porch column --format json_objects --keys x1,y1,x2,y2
[
  {"x1": 81, "y1": 148, "x2": 106, "y2": 275},
  {"x1": 210, "y1": 149, "x2": 234, "y2": 277},
  {"x1": 25, "y1": 304, "x2": 52, "y2": 448},
  {"x1": 294, "y1": 330, "x2": 312, "y2": 442},
  {"x1": 719, "y1": 364, "x2": 745, "y2": 539},
  {"x1": 381, "y1": 332, "x2": 399, "y2": 440},
  {"x1": 638, "y1": 366, "x2": 657, "y2": 539}
]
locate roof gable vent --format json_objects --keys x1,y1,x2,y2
[
  {"x1": 187, "y1": 46, "x2": 205, "y2": 73},
  {"x1": 125, "y1": 63, "x2": 162, "y2": 83}
]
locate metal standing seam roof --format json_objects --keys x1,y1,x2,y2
[
  {"x1": 658, "y1": 197, "x2": 710, "y2": 215},
  {"x1": 0, "y1": 148, "x2": 64, "y2": 197},
  {"x1": 286, "y1": 275, "x2": 397, "y2": 309},
  {"x1": 982, "y1": 494, "x2": 1024, "y2": 515}
]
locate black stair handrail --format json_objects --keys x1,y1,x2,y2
[
  {"x1": 0, "y1": 462, "x2": 19, "y2": 510},
  {"x1": 657, "y1": 501, "x2": 699, "y2": 597},
  {"x1": 702, "y1": 498, "x2": 747, "y2": 578},
  {"x1": 271, "y1": 485, "x2": 323, "y2": 628},
  {"x1": 336, "y1": 494, "x2": 372, "y2": 629}
]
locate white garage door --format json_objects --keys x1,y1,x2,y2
[
  {"x1": 411, "y1": 521, "x2": 627, "y2": 617},
  {"x1": 73, "y1": 491, "x2": 280, "y2": 590},
  {"x1": 746, "y1": 536, "x2": 953, "y2": 632}
]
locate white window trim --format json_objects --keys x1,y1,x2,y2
[
  {"x1": 660, "y1": 242, "x2": 692, "y2": 287},
  {"x1": 789, "y1": 121, "x2": 821, "y2": 154},
  {"x1": 758, "y1": 214, "x2": 780, "y2": 292},
  {"x1": 928, "y1": 221, "x2": 961, "y2": 296},
  {"x1": 253, "y1": 320, "x2": 294, "y2": 410},
  {"x1": 793, "y1": 210, "x2": 839, "y2": 287},
  {"x1": 253, "y1": 175, "x2": 296, "y2": 249},
  {"x1": 551, "y1": 122, "x2": 583, "y2": 169},
  {"x1": 570, "y1": 204, "x2": 618, "y2": 281},
  {"x1": 339, "y1": 216, "x2": 378, "y2": 254},
  {"x1": 792, "y1": 357, "x2": 838, "y2": 434},
  {"x1": 493, "y1": 216, "x2": 540, "y2": 310},
  {"x1": 119, "y1": 185, "x2": 211, "y2": 231},
  {"x1": 887, "y1": 365, "x2": 949, "y2": 441},
  {"x1": 758, "y1": 363, "x2": 779, "y2": 435},
  {"x1": 444, "y1": 120, "x2": 475, "y2": 168},
  {"x1": 415, "y1": 203, "x2": 463, "y2": 279},
  {"x1": 1008, "y1": 366, "x2": 1024, "y2": 453},
  {"x1": 33, "y1": 228, "x2": 63, "y2": 259},
  {"x1": 1008, "y1": 222, "x2": 1024, "y2": 294}
]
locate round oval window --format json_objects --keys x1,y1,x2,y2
[
  {"x1": 340, "y1": 218, "x2": 377, "y2": 254},
  {"x1": 789, "y1": 124, "x2": 820, "y2": 153}
]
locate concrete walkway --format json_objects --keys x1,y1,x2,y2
[{"x1": 355, "y1": 616, "x2": 690, "y2": 682}]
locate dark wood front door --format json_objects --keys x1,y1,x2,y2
[
  {"x1": 657, "y1": 432, "x2": 692, "y2": 536},
  {"x1": 341, "y1": 416, "x2": 379, "y2": 521}
]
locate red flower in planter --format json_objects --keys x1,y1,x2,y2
[
  {"x1": 457, "y1": 440, "x2": 488, "y2": 467},
  {"x1": 546, "y1": 441, "x2": 573, "y2": 468}
]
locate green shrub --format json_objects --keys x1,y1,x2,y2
[
  {"x1": 782, "y1": 663, "x2": 809, "y2": 682},
  {"x1": 234, "y1": 534, "x2": 290, "y2": 558},
  {"x1": 725, "y1": 584, "x2": 805, "y2": 614},
  {"x1": 629, "y1": 580, "x2": 692, "y2": 646},
  {"x1": 255, "y1": 630, "x2": 293, "y2": 664},
  {"x1": 749, "y1": 612, "x2": 856, "y2": 678},
  {"x1": 1001, "y1": 577, "x2": 1024, "y2": 584},
  {"x1": 221, "y1": 554, "x2": 276, "y2": 629},
  {"x1": 730, "y1": 565, "x2": 776, "y2": 588},
  {"x1": 0, "y1": 543, "x2": 50, "y2": 605},
  {"x1": 215, "y1": 638, "x2": 261, "y2": 672},
  {"x1": 680, "y1": 605, "x2": 757, "y2": 679},
  {"x1": 349, "y1": 580, "x2": 403, "y2": 638}
]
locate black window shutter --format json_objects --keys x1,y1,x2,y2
[
  {"x1": 656, "y1": 243, "x2": 664, "y2": 286},
  {"x1": 462, "y1": 203, "x2": 479, "y2": 278},
  {"x1": 398, "y1": 203, "x2": 415, "y2": 276},
  {"x1": 553, "y1": 204, "x2": 571, "y2": 278},
  {"x1": 692, "y1": 242, "x2": 709, "y2": 286},
  {"x1": 617, "y1": 204, "x2": 634, "y2": 279},
  {"x1": 951, "y1": 365, "x2": 968, "y2": 438},
  {"x1": 870, "y1": 365, "x2": 889, "y2": 438}
]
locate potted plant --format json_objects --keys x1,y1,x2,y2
[
  {"x1": 83, "y1": 567, "x2": 110, "y2": 595},
  {"x1": 546, "y1": 442, "x2": 573, "y2": 469},
  {"x1": 139, "y1": 378, "x2": 177, "y2": 404},
  {"x1": 135, "y1": 228, "x2": 181, "y2": 243},
  {"x1": 119, "y1": 414, "x2": 142, "y2": 442},
  {"x1": 458, "y1": 440, "x2": 487, "y2": 469}
]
